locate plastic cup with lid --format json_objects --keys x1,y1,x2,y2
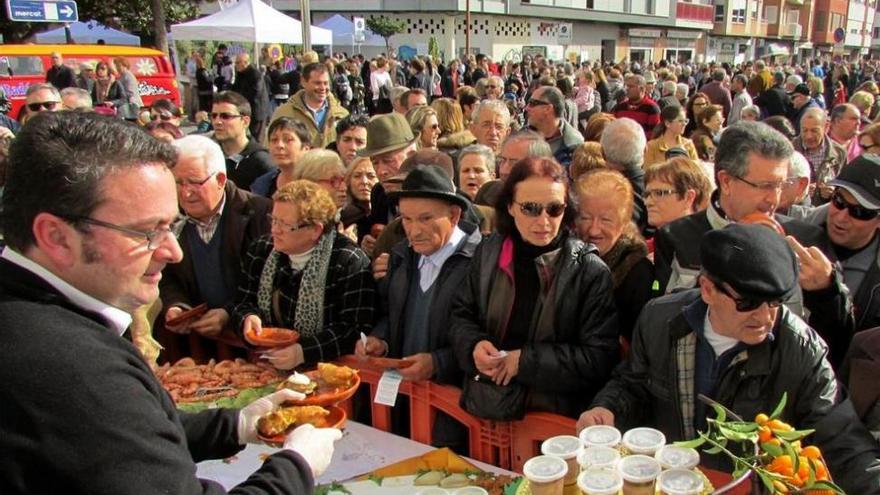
[
  {"x1": 541, "y1": 435, "x2": 582, "y2": 485},
  {"x1": 655, "y1": 445, "x2": 700, "y2": 470},
  {"x1": 621, "y1": 427, "x2": 666, "y2": 456},
  {"x1": 617, "y1": 454, "x2": 662, "y2": 495},
  {"x1": 579, "y1": 425, "x2": 622, "y2": 448},
  {"x1": 657, "y1": 469, "x2": 704, "y2": 495},
  {"x1": 523, "y1": 455, "x2": 568, "y2": 495},
  {"x1": 577, "y1": 446, "x2": 621, "y2": 470},
  {"x1": 577, "y1": 468, "x2": 623, "y2": 495}
]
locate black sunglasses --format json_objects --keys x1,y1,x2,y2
[
  {"x1": 527, "y1": 99, "x2": 551, "y2": 107},
  {"x1": 514, "y1": 201, "x2": 566, "y2": 218},
  {"x1": 709, "y1": 276, "x2": 782, "y2": 312},
  {"x1": 27, "y1": 101, "x2": 58, "y2": 112},
  {"x1": 210, "y1": 112, "x2": 244, "y2": 120},
  {"x1": 831, "y1": 189, "x2": 880, "y2": 221}
]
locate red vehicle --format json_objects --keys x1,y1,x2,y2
[{"x1": 0, "y1": 44, "x2": 180, "y2": 120}]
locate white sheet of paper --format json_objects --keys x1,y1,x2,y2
[{"x1": 374, "y1": 369, "x2": 403, "y2": 407}]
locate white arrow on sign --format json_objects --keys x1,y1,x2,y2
[{"x1": 59, "y1": 4, "x2": 73, "y2": 17}]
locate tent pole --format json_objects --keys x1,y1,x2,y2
[{"x1": 300, "y1": 0, "x2": 312, "y2": 52}]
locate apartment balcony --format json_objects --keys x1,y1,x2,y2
[
  {"x1": 676, "y1": 1, "x2": 714, "y2": 22},
  {"x1": 787, "y1": 0, "x2": 804, "y2": 5}
]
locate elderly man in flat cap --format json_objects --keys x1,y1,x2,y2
[
  {"x1": 355, "y1": 165, "x2": 482, "y2": 453},
  {"x1": 578, "y1": 224, "x2": 880, "y2": 494}
]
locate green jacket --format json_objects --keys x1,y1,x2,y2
[{"x1": 270, "y1": 90, "x2": 349, "y2": 149}]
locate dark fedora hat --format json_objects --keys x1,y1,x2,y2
[
  {"x1": 388, "y1": 165, "x2": 470, "y2": 210},
  {"x1": 357, "y1": 113, "x2": 418, "y2": 158}
]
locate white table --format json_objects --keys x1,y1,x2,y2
[{"x1": 197, "y1": 421, "x2": 511, "y2": 489}]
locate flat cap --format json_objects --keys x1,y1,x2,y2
[{"x1": 701, "y1": 224, "x2": 798, "y2": 302}]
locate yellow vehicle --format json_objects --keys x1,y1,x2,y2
[{"x1": 0, "y1": 44, "x2": 180, "y2": 119}]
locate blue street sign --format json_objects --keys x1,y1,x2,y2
[{"x1": 6, "y1": 0, "x2": 78, "y2": 23}]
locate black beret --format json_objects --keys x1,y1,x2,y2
[{"x1": 700, "y1": 224, "x2": 798, "y2": 302}]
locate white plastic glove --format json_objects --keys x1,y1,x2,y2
[
  {"x1": 237, "y1": 388, "x2": 305, "y2": 445},
  {"x1": 283, "y1": 423, "x2": 343, "y2": 477}
]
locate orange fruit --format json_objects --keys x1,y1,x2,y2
[
  {"x1": 755, "y1": 413, "x2": 770, "y2": 425},
  {"x1": 767, "y1": 419, "x2": 794, "y2": 432},
  {"x1": 768, "y1": 455, "x2": 794, "y2": 477},
  {"x1": 759, "y1": 425, "x2": 774, "y2": 443},
  {"x1": 802, "y1": 445, "x2": 822, "y2": 460}
]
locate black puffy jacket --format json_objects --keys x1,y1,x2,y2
[{"x1": 450, "y1": 232, "x2": 620, "y2": 418}]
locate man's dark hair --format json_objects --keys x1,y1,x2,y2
[
  {"x1": 213, "y1": 90, "x2": 252, "y2": 117},
  {"x1": 302, "y1": 62, "x2": 329, "y2": 82},
  {"x1": 151, "y1": 98, "x2": 182, "y2": 117},
  {"x1": 267, "y1": 117, "x2": 311, "y2": 146},
  {"x1": 732, "y1": 74, "x2": 748, "y2": 87},
  {"x1": 400, "y1": 88, "x2": 427, "y2": 110},
  {"x1": 714, "y1": 121, "x2": 792, "y2": 185},
  {"x1": 336, "y1": 114, "x2": 370, "y2": 136},
  {"x1": 2, "y1": 112, "x2": 177, "y2": 251},
  {"x1": 539, "y1": 86, "x2": 565, "y2": 118}
]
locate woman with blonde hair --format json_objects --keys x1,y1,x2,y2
[
  {"x1": 406, "y1": 105, "x2": 441, "y2": 150},
  {"x1": 433, "y1": 97, "x2": 476, "y2": 154},
  {"x1": 807, "y1": 76, "x2": 826, "y2": 109},
  {"x1": 570, "y1": 142, "x2": 606, "y2": 181},
  {"x1": 234, "y1": 180, "x2": 374, "y2": 369},
  {"x1": 582, "y1": 112, "x2": 616, "y2": 142},
  {"x1": 292, "y1": 149, "x2": 348, "y2": 208},
  {"x1": 575, "y1": 169, "x2": 653, "y2": 342},
  {"x1": 113, "y1": 57, "x2": 143, "y2": 120},
  {"x1": 340, "y1": 156, "x2": 379, "y2": 242}
]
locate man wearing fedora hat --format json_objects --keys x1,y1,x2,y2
[
  {"x1": 356, "y1": 164, "x2": 482, "y2": 452},
  {"x1": 356, "y1": 113, "x2": 419, "y2": 255}
]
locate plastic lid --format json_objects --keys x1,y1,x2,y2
[
  {"x1": 622, "y1": 427, "x2": 666, "y2": 454},
  {"x1": 523, "y1": 455, "x2": 569, "y2": 483},
  {"x1": 655, "y1": 445, "x2": 701, "y2": 470},
  {"x1": 451, "y1": 487, "x2": 489, "y2": 495},
  {"x1": 577, "y1": 446, "x2": 621, "y2": 469},
  {"x1": 617, "y1": 455, "x2": 662, "y2": 483},
  {"x1": 577, "y1": 468, "x2": 623, "y2": 495},
  {"x1": 415, "y1": 488, "x2": 449, "y2": 495},
  {"x1": 657, "y1": 469, "x2": 704, "y2": 495},
  {"x1": 540, "y1": 435, "x2": 582, "y2": 459},
  {"x1": 579, "y1": 425, "x2": 622, "y2": 447}
]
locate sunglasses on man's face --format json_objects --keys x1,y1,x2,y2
[
  {"x1": 710, "y1": 277, "x2": 783, "y2": 312},
  {"x1": 831, "y1": 189, "x2": 880, "y2": 221},
  {"x1": 27, "y1": 101, "x2": 58, "y2": 112},
  {"x1": 513, "y1": 201, "x2": 566, "y2": 217}
]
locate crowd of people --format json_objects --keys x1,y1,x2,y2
[{"x1": 3, "y1": 47, "x2": 880, "y2": 492}]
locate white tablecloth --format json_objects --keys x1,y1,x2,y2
[{"x1": 196, "y1": 421, "x2": 510, "y2": 489}]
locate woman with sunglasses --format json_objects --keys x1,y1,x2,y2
[
  {"x1": 575, "y1": 169, "x2": 653, "y2": 343},
  {"x1": 233, "y1": 180, "x2": 374, "y2": 370},
  {"x1": 150, "y1": 98, "x2": 183, "y2": 128},
  {"x1": 644, "y1": 105, "x2": 699, "y2": 166},
  {"x1": 684, "y1": 91, "x2": 710, "y2": 137},
  {"x1": 406, "y1": 105, "x2": 441, "y2": 151},
  {"x1": 450, "y1": 157, "x2": 619, "y2": 419},
  {"x1": 90, "y1": 61, "x2": 126, "y2": 112},
  {"x1": 292, "y1": 148, "x2": 358, "y2": 241}
]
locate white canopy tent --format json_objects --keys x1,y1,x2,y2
[
  {"x1": 318, "y1": 14, "x2": 385, "y2": 52},
  {"x1": 170, "y1": 0, "x2": 332, "y2": 46}
]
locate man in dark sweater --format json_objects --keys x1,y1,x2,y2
[
  {"x1": 45, "y1": 51, "x2": 76, "y2": 90},
  {"x1": 231, "y1": 53, "x2": 271, "y2": 140},
  {"x1": 0, "y1": 111, "x2": 339, "y2": 494},
  {"x1": 211, "y1": 90, "x2": 274, "y2": 190},
  {"x1": 158, "y1": 135, "x2": 271, "y2": 362}
]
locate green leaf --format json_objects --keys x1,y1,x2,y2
[
  {"x1": 718, "y1": 424, "x2": 758, "y2": 443},
  {"x1": 756, "y1": 470, "x2": 776, "y2": 492},
  {"x1": 761, "y1": 441, "x2": 784, "y2": 457},
  {"x1": 368, "y1": 475, "x2": 384, "y2": 486},
  {"x1": 806, "y1": 458, "x2": 817, "y2": 486},
  {"x1": 712, "y1": 402, "x2": 727, "y2": 423},
  {"x1": 723, "y1": 421, "x2": 761, "y2": 433},
  {"x1": 314, "y1": 481, "x2": 351, "y2": 495},
  {"x1": 674, "y1": 436, "x2": 707, "y2": 449},
  {"x1": 774, "y1": 429, "x2": 815, "y2": 442},
  {"x1": 807, "y1": 479, "x2": 847, "y2": 494},
  {"x1": 769, "y1": 392, "x2": 788, "y2": 420},
  {"x1": 783, "y1": 440, "x2": 800, "y2": 475},
  {"x1": 704, "y1": 437, "x2": 727, "y2": 455}
]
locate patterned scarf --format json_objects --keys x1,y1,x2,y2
[{"x1": 256, "y1": 230, "x2": 336, "y2": 337}]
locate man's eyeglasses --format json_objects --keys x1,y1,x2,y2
[
  {"x1": 709, "y1": 276, "x2": 783, "y2": 312},
  {"x1": 27, "y1": 101, "x2": 59, "y2": 112},
  {"x1": 830, "y1": 189, "x2": 880, "y2": 221},
  {"x1": 63, "y1": 215, "x2": 178, "y2": 250},
  {"x1": 732, "y1": 175, "x2": 790, "y2": 193},
  {"x1": 513, "y1": 201, "x2": 566, "y2": 218},
  {"x1": 175, "y1": 172, "x2": 217, "y2": 189},
  {"x1": 673, "y1": 118, "x2": 690, "y2": 125},
  {"x1": 644, "y1": 188, "x2": 680, "y2": 199},
  {"x1": 527, "y1": 99, "x2": 551, "y2": 107},
  {"x1": 267, "y1": 214, "x2": 314, "y2": 232},
  {"x1": 317, "y1": 176, "x2": 346, "y2": 188},
  {"x1": 210, "y1": 112, "x2": 244, "y2": 121}
]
